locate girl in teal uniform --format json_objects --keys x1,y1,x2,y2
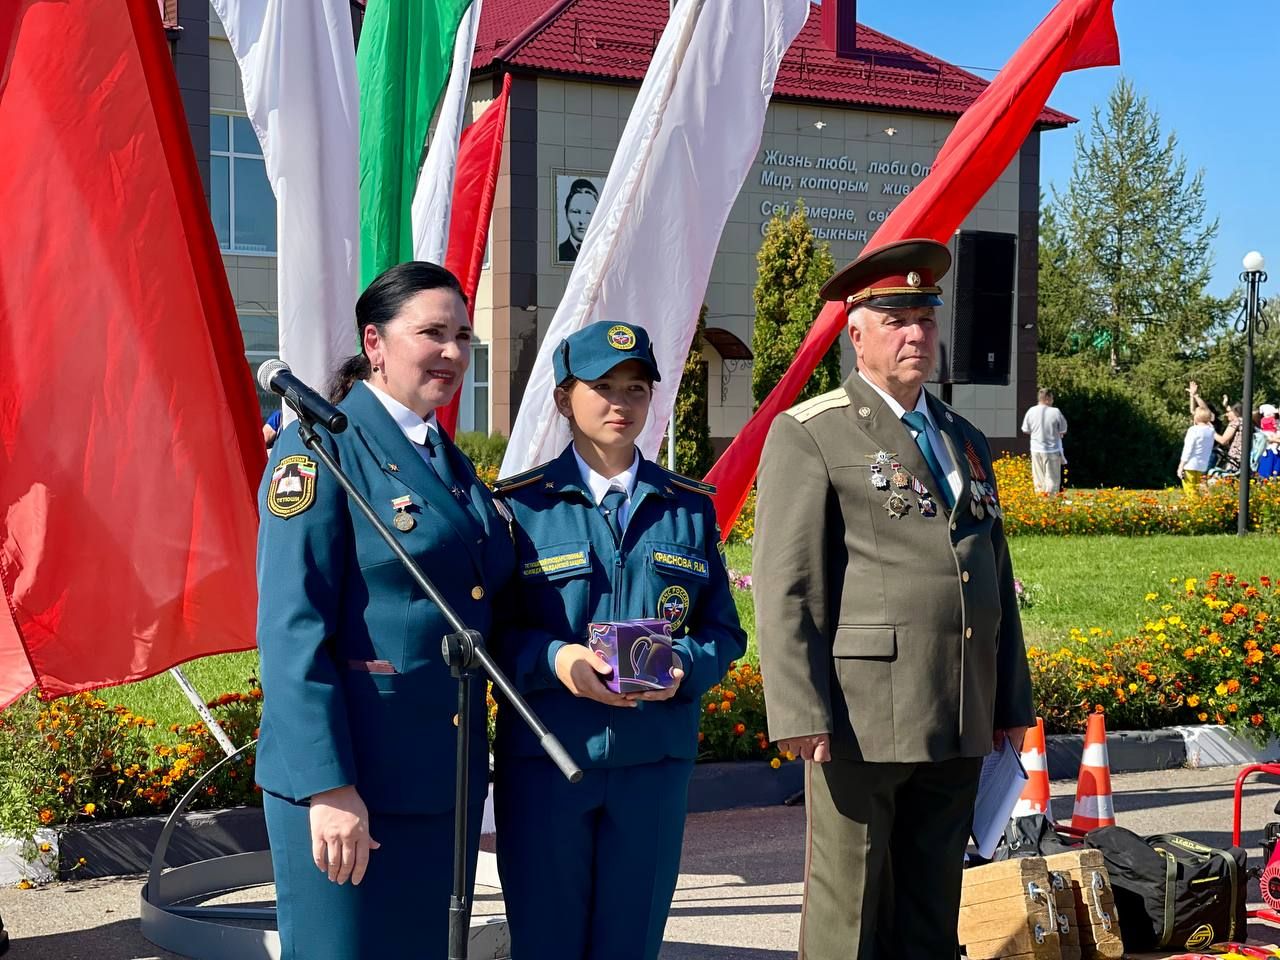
[
  {"x1": 492, "y1": 320, "x2": 747, "y2": 959},
  {"x1": 255, "y1": 262, "x2": 514, "y2": 959}
]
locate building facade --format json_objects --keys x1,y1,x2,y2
[{"x1": 189, "y1": 0, "x2": 1070, "y2": 455}]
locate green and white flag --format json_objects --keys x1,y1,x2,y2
[{"x1": 357, "y1": 0, "x2": 473, "y2": 287}]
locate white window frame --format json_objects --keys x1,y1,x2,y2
[
  {"x1": 211, "y1": 111, "x2": 276, "y2": 258},
  {"x1": 240, "y1": 311, "x2": 281, "y2": 418},
  {"x1": 458, "y1": 342, "x2": 490, "y2": 434}
]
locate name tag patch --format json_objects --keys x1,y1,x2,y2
[
  {"x1": 651, "y1": 549, "x2": 708, "y2": 579},
  {"x1": 521, "y1": 550, "x2": 590, "y2": 578}
]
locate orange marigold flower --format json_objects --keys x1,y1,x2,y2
[
  {"x1": 82, "y1": 803, "x2": 96, "y2": 815},
  {"x1": 733, "y1": 723, "x2": 746, "y2": 736},
  {"x1": 38, "y1": 809, "x2": 54, "y2": 825},
  {"x1": 705, "y1": 702, "x2": 717, "y2": 714},
  {"x1": 770, "y1": 758, "x2": 781, "y2": 769},
  {"x1": 1226, "y1": 678, "x2": 1241, "y2": 694},
  {"x1": 1222, "y1": 613, "x2": 1236, "y2": 625},
  {"x1": 720, "y1": 700, "x2": 732, "y2": 712},
  {"x1": 1252, "y1": 714, "x2": 1265, "y2": 727},
  {"x1": 1198, "y1": 712, "x2": 1209, "y2": 722}
]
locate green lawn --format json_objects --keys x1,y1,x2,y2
[
  {"x1": 1007, "y1": 534, "x2": 1280, "y2": 644},
  {"x1": 98, "y1": 534, "x2": 1280, "y2": 739}
]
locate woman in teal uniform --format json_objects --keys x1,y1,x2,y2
[
  {"x1": 492, "y1": 320, "x2": 747, "y2": 959},
  {"x1": 255, "y1": 262, "x2": 515, "y2": 959}
]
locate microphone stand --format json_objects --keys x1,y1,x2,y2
[{"x1": 289, "y1": 409, "x2": 583, "y2": 960}]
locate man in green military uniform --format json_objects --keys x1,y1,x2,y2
[{"x1": 753, "y1": 239, "x2": 1033, "y2": 959}]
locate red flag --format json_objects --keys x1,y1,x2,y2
[
  {"x1": 437, "y1": 74, "x2": 513, "y2": 437},
  {"x1": 0, "y1": 0, "x2": 265, "y2": 706},
  {"x1": 705, "y1": 0, "x2": 1119, "y2": 534}
]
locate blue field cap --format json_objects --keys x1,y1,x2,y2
[{"x1": 553, "y1": 320, "x2": 662, "y2": 385}]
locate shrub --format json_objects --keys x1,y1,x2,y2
[
  {"x1": 1038, "y1": 354, "x2": 1185, "y2": 488},
  {"x1": 454, "y1": 432, "x2": 509, "y2": 475},
  {"x1": 726, "y1": 487, "x2": 756, "y2": 544}
]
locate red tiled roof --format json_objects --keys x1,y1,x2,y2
[{"x1": 473, "y1": 0, "x2": 1074, "y2": 127}]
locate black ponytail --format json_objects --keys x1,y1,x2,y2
[{"x1": 327, "y1": 261, "x2": 466, "y2": 403}]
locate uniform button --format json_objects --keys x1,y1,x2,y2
[
  {"x1": 471, "y1": 585, "x2": 485, "y2": 600},
  {"x1": 962, "y1": 571, "x2": 970, "y2": 583},
  {"x1": 950, "y1": 522, "x2": 957, "y2": 531},
  {"x1": 965, "y1": 627, "x2": 973, "y2": 639}
]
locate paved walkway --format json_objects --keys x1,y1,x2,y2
[{"x1": 1, "y1": 766, "x2": 1278, "y2": 958}]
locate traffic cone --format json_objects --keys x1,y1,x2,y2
[
  {"x1": 1072, "y1": 712, "x2": 1116, "y2": 832},
  {"x1": 1012, "y1": 717, "x2": 1053, "y2": 821}
]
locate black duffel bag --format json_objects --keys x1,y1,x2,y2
[
  {"x1": 992, "y1": 814, "x2": 1078, "y2": 861},
  {"x1": 1085, "y1": 826, "x2": 1247, "y2": 951}
]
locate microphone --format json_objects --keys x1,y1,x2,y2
[{"x1": 257, "y1": 359, "x2": 348, "y2": 434}]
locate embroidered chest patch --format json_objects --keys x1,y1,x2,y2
[
  {"x1": 267, "y1": 455, "x2": 318, "y2": 519},
  {"x1": 520, "y1": 550, "x2": 590, "y2": 578},
  {"x1": 650, "y1": 549, "x2": 708, "y2": 579}
]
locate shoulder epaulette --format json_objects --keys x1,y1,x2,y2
[
  {"x1": 492, "y1": 466, "x2": 545, "y2": 494},
  {"x1": 657, "y1": 466, "x2": 716, "y2": 497},
  {"x1": 785, "y1": 387, "x2": 850, "y2": 424}
]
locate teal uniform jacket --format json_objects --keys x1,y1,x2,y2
[
  {"x1": 491, "y1": 445, "x2": 747, "y2": 768},
  {"x1": 255, "y1": 380, "x2": 516, "y2": 814}
]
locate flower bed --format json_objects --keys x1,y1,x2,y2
[
  {"x1": 1029, "y1": 571, "x2": 1280, "y2": 737},
  {"x1": 994, "y1": 455, "x2": 1280, "y2": 536},
  {"x1": 0, "y1": 682, "x2": 262, "y2": 862}
]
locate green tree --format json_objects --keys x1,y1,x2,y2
[
  {"x1": 669, "y1": 305, "x2": 714, "y2": 479},
  {"x1": 1045, "y1": 78, "x2": 1228, "y2": 369},
  {"x1": 752, "y1": 201, "x2": 841, "y2": 407}
]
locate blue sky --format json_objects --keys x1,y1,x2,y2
[{"x1": 858, "y1": 1, "x2": 1279, "y2": 299}]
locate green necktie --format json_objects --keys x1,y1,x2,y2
[
  {"x1": 901, "y1": 411, "x2": 954, "y2": 510},
  {"x1": 600, "y1": 487, "x2": 627, "y2": 545}
]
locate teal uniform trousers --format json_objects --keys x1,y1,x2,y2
[
  {"x1": 492, "y1": 446, "x2": 746, "y2": 959},
  {"x1": 256, "y1": 381, "x2": 515, "y2": 958}
]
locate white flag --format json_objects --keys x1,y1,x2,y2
[
  {"x1": 210, "y1": 0, "x2": 360, "y2": 408},
  {"x1": 412, "y1": 0, "x2": 484, "y2": 264},
  {"x1": 501, "y1": 0, "x2": 809, "y2": 477}
]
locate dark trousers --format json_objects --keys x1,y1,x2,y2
[
  {"x1": 799, "y1": 756, "x2": 983, "y2": 960},
  {"x1": 495, "y1": 755, "x2": 694, "y2": 960},
  {"x1": 264, "y1": 792, "x2": 484, "y2": 960}
]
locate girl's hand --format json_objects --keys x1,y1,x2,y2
[
  {"x1": 555, "y1": 645, "x2": 637, "y2": 707},
  {"x1": 628, "y1": 652, "x2": 685, "y2": 702}
]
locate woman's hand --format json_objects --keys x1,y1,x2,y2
[
  {"x1": 309, "y1": 785, "x2": 380, "y2": 885},
  {"x1": 628, "y1": 651, "x2": 685, "y2": 702},
  {"x1": 554, "y1": 645, "x2": 637, "y2": 707}
]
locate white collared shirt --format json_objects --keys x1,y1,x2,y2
[
  {"x1": 366, "y1": 381, "x2": 439, "y2": 465},
  {"x1": 858, "y1": 371, "x2": 964, "y2": 503},
  {"x1": 573, "y1": 446, "x2": 641, "y2": 530}
]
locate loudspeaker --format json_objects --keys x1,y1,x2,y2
[{"x1": 945, "y1": 230, "x2": 1017, "y2": 385}]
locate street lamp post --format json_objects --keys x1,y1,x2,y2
[{"x1": 1237, "y1": 251, "x2": 1268, "y2": 536}]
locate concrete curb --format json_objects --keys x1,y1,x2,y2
[
  {"x1": 686, "y1": 760, "x2": 804, "y2": 813},
  {"x1": 4, "y1": 728, "x2": 1275, "y2": 884},
  {"x1": 1046, "y1": 725, "x2": 1280, "y2": 780}
]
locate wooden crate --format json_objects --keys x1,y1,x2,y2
[
  {"x1": 959, "y1": 857, "x2": 1068, "y2": 960},
  {"x1": 1043, "y1": 849, "x2": 1125, "y2": 960}
]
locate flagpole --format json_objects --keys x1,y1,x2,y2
[{"x1": 167, "y1": 667, "x2": 239, "y2": 758}]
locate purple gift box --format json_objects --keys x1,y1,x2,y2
[{"x1": 587, "y1": 618, "x2": 678, "y2": 694}]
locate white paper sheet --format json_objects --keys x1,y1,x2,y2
[{"x1": 972, "y1": 737, "x2": 1030, "y2": 859}]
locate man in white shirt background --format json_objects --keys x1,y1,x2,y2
[{"x1": 1021, "y1": 387, "x2": 1069, "y2": 494}]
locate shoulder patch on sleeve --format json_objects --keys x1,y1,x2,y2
[
  {"x1": 492, "y1": 467, "x2": 544, "y2": 495},
  {"x1": 657, "y1": 466, "x2": 716, "y2": 497},
  {"x1": 784, "y1": 387, "x2": 850, "y2": 424},
  {"x1": 267, "y1": 455, "x2": 318, "y2": 518}
]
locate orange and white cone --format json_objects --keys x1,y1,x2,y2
[
  {"x1": 1012, "y1": 717, "x2": 1053, "y2": 821},
  {"x1": 1072, "y1": 713, "x2": 1116, "y2": 832}
]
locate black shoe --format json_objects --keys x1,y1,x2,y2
[{"x1": 0, "y1": 929, "x2": 8, "y2": 955}]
